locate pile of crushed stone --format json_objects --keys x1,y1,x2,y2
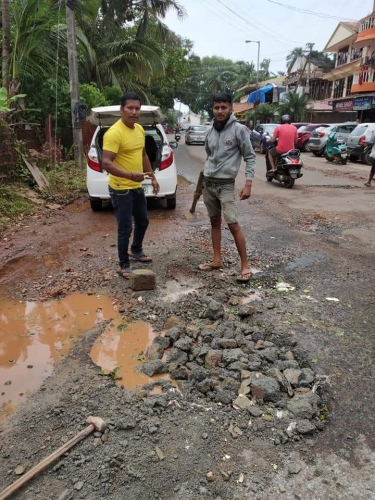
[{"x1": 141, "y1": 296, "x2": 325, "y2": 444}]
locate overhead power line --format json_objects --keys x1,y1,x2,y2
[
  {"x1": 265, "y1": 0, "x2": 357, "y2": 21},
  {"x1": 215, "y1": 0, "x2": 304, "y2": 45}
]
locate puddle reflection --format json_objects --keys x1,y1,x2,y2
[
  {"x1": 90, "y1": 320, "x2": 172, "y2": 389},
  {"x1": 0, "y1": 293, "x2": 118, "y2": 420}
]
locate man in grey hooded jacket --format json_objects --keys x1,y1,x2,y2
[{"x1": 198, "y1": 92, "x2": 256, "y2": 282}]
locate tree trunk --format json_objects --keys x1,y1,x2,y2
[{"x1": 2, "y1": 0, "x2": 11, "y2": 95}]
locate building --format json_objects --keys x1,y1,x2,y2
[
  {"x1": 284, "y1": 54, "x2": 330, "y2": 101},
  {"x1": 323, "y1": 9, "x2": 375, "y2": 122}
]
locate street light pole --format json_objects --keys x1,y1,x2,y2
[{"x1": 245, "y1": 40, "x2": 260, "y2": 127}]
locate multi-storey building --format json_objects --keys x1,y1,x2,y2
[{"x1": 323, "y1": 12, "x2": 375, "y2": 121}]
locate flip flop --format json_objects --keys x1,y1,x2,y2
[
  {"x1": 198, "y1": 262, "x2": 223, "y2": 271},
  {"x1": 117, "y1": 267, "x2": 132, "y2": 279},
  {"x1": 236, "y1": 270, "x2": 252, "y2": 283},
  {"x1": 128, "y1": 251, "x2": 153, "y2": 263}
]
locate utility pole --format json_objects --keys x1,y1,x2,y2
[
  {"x1": 66, "y1": 0, "x2": 83, "y2": 168},
  {"x1": 245, "y1": 40, "x2": 260, "y2": 126},
  {"x1": 2, "y1": 0, "x2": 10, "y2": 95},
  {"x1": 305, "y1": 43, "x2": 314, "y2": 94}
]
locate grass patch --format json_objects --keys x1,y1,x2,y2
[
  {"x1": 42, "y1": 161, "x2": 86, "y2": 203},
  {"x1": 0, "y1": 184, "x2": 35, "y2": 235},
  {"x1": 0, "y1": 160, "x2": 86, "y2": 237}
]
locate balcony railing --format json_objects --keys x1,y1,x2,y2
[
  {"x1": 353, "y1": 69, "x2": 375, "y2": 85},
  {"x1": 337, "y1": 52, "x2": 349, "y2": 66},
  {"x1": 359, "y1": 15, "x2": 375, "y2": 32}
]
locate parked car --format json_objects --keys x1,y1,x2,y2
[
  {"x1": 86, "y1": 105, "x2": 178, "y2": 211},
  {"x1": 307, "y1": 122, "x2": 357, "y2": 157},
  {"x1": 250, "y1": 123, "x2": 278, "y2": 154},
  {"x1": 346, "y1": 123, "x2": 375, "y2": 164},
  {"x1": 296, "y1": 123, "x2": 331, "y2": 151},
  {"x1": 292, "y1": 122, "x2": 310, "y2": 130},
  {"x1": 185, "y1": 125, "x2": 207, "y2": 145}
]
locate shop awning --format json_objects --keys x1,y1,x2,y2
[{"x1": 247, "y1": 83, "x2": 274, "y2": 103}]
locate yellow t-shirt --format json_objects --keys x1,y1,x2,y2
[{"x1": 103, "y1": 120, "x2": 145, "y2": 190}]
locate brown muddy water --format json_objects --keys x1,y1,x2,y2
[{"x1": 0, "y1": 293, "x2": 160, "y2": 421}]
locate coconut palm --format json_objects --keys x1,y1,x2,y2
[
  {"x1": 286, "y1": 47, "x2": 304, "y2": 66},
  {"x1": 277, "y1": 90, "x2": 312, "y2": 122}
]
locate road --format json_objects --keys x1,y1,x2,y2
[{"x1": 0, "y1": 138, "x2": 374, "y2": 499}]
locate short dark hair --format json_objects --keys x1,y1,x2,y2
[
  {"x1": 121, "y1": 92, "x2": 141, "y2": 107},
  {"x1": 213, "y1": 92, "x2": 232, "y2": 105}
]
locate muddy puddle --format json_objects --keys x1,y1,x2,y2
[
  {"x1": 90, "y1": 320, "x2": 172, "y2": 391},
  {"x1": 0, "y1": 293, "x2": 164, "y2": 421}
]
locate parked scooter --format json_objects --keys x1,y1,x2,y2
[
  {"x1": 265, "y1": 147, "x2": 303, "y2": 189},
  {"x1": 325, "y1": 130, "x2": 348, "y2": 165}
]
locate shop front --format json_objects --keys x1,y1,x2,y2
[{"x1": 333, "y1": 95, "x2": 375, "y2": 121}]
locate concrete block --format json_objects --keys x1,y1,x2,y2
[{"x1": 129, "y1": 269, "x2": 156, "y2": 290}]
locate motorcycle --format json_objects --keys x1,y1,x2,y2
[
  {"x1": 265, "y1": 147, "x2": 303, "y2": 189},
  {"x1": 174, "y1": 133, "x2": 181, "y2": 142},
  {"x1": 324, "y1": 130, "x2": 348, "y2": 165}
]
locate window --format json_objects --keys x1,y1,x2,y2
[{"x1": 333, "y1": 78, "x2": 345, "y2": 98}]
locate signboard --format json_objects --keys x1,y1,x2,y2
[
  {"x1": 353, "y1": 96, "x2": 373, "y2": 110},
  {"x1": 334, "y1": 99, "x2": 353, "y2": 111}
]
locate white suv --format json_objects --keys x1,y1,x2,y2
[{"x1": 86, "y1": 105, "x2": 178, "y2": 211}]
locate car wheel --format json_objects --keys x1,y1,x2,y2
[
  {"x1": 301, "y1": 141, "x2": 308, "y2": 152},
  {"x1": 166, "y1": 194, "x2": 176, "y2": 209},
  {"x1": 259, "y1": 142, "x2": 265, "y2": 154},
  {"x1": 90, "y1": 198, "x2": 102, "y2": 211},
  {"x1": 312, "y1": 149, "x2": 323, "y2": 157},
  {"x1": 362, "y1": 148, "x2": 372, "y2": 165}
]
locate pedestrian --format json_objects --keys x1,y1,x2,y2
[
  {"x1": 198, "y1": 91, "x2": 256, "y2": 282},
  {"x1": 364, "y1": 130, "x2": 375, "y2": 187},
  {"x1": 267, "y1": 114, "x2": 298, "y2": 173},
  {"x1": 102, "y1": 92, "x2": 160, "y2": 279}
]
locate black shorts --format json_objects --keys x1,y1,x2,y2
[{"x1": 269, "y1": 147, "x2": 281, "y2": 159}]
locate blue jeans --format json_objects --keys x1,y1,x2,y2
[{"x1": 109, "y1": 187, "x2": 149, "y2": 269}]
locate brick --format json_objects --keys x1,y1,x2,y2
[{"x1": 129, "y1": 269, "x2": 156, "y2": 290}]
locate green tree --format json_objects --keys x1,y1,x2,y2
[
  {"x1": 286, "y1": 47, "x2": 304, "y2": 66},
  {"x1": 277, "y1": 90, "x2": 312, "y2": 122}
]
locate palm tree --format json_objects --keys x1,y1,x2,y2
[
  {"x1": 6, "y1": 0, "x2": 67, "y2": 97},
  {"x1": 277, "y1": 90, "x2": 312, "y2": 122},
  {"x1": 134, "y1": 0, "x2": 186, "y2": 38},
  {"x1": 286, "y1": 47, "x2": 304, "y2": 67}
]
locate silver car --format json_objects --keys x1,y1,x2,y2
[
  {"x1": 185, "y1": 125, "x2": 207, "y2": 145},
  {"x1": 308, "y1": 122, "x2": 357, "y2": 157}
]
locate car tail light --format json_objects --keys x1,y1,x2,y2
[
  {"x1": 87, "y1": 146, "x2": 102, "y2": 172},
  {"x1": 160, "y1": 147, "x2": 174, "y2": 170},
  {"x1": 318, "y1": 131, "x2": 326, "y2": 137},
  {"x1": 358, "y1": 135, "x2": 366, "y2": 145}
]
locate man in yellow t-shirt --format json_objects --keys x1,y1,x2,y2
[{"x1": 102, "y1": 92, "x2": 160, "y2": 279}]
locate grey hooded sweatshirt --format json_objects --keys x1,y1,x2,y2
[{"x1": 204, "y1": 114, "x2": 256, "y2": 181}]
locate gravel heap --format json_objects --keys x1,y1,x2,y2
[{"x1": 141, "y1": 296, "x2": 324, "y2": 444}]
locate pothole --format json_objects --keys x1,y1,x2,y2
[{"x1": 0, "y1": 293, "x2": 119, "y2": 420}]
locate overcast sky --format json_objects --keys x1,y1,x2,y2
[{"x1": 164, "y1": 0, "x2": 371, "y2": 74}]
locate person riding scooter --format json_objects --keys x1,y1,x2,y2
[{"x1": 267, "y1": 114, "x2": 298, "y2": 173}]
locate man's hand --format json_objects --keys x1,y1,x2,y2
[
  {"x1": 239, "y1": 184, "x2": 252, "y2": 200},
  {"x1": 132, "y1": 172, "x2": 149, "y2": 182},
  {"x1": 152, "y1": 178, "x2": 160, "y2": 195}
]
